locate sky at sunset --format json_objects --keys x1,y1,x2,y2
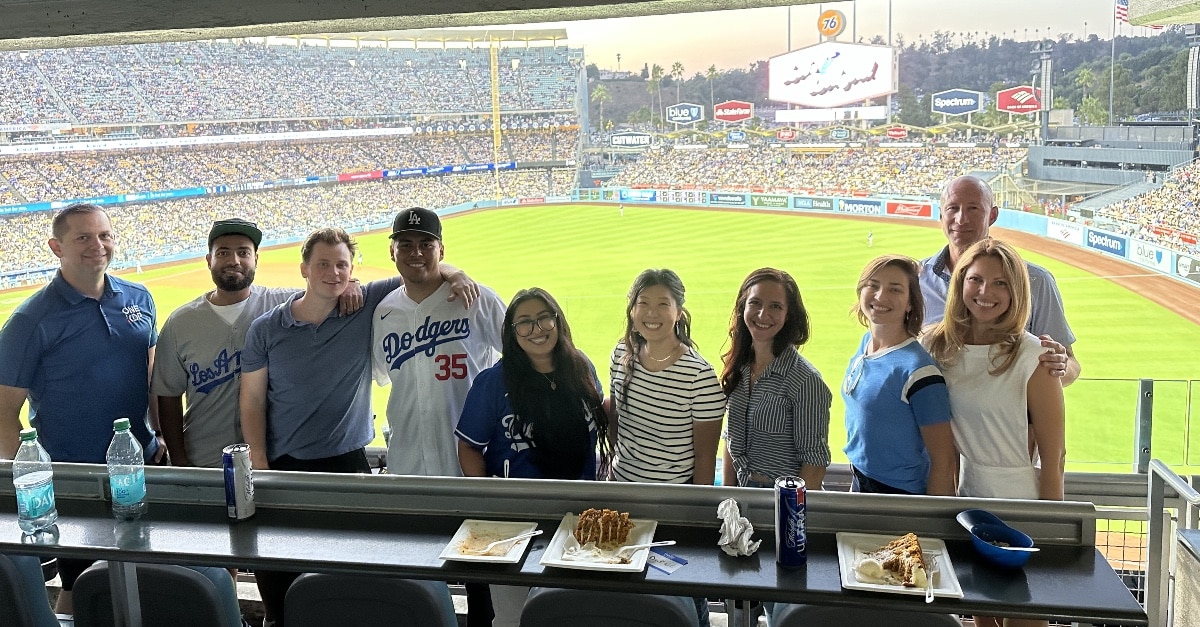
[{"x1": 519, "y1": 1, "x2": 1169, "y2": 74}]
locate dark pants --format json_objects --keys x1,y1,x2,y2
[
  {"x1": 257, "y1": 449, "x2": 371, "y2": 627},
  {"x1": 465, "y1": 581, "x2": 494, "y2": 627},
  {"x1": 850, "y1": 466, "x2": 918, "y2": 495}
]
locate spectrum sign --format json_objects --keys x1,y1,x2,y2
[
  {"x1": 714, "y1": 100, "x2": 754, "y2": 123},
  {"x1": 931, "y1": 89, "x2": 984, "y2": 116},
  {"x1": 768, "y1": 42, "x2": 896, "y2": 108}
]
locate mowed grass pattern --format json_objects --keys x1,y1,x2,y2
[{"x1": 3, "y1": 204, "x2": 1197, "y2": 473}]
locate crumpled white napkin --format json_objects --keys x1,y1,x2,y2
[{"x1": 717, "y1": 498, "x2": 761, "y2": 557}]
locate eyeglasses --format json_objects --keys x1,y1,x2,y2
[
  {"x1": 512, "y1": 313, "x2": 558, "y2": 337},
  {"x1": 843, "y1": 354, "x2": 865, "y2": 395}
]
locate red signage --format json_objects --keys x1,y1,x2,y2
[
  {"x1": 886, "y1": 201, "x2": 932, "y2": 217},
  {"x1": 885, "y1": 127, "x2": 908, "y2": 139},
  {"x1": 776, "y1": 128, "x2": 797, "y2": 141},
  {"x1": 996, "y1": 86, "x2": 1042, "y2": 114},
  {"x1": 714, "y1": 100, "x2": 754, "y2": 123}
]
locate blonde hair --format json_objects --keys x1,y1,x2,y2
[{"x1": 924, "y1": 238, "x2": 1031, "y2": 375}]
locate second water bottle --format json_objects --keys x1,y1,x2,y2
[{"x1": 107, "y1": 418, "x2": 147, "y2": 520}]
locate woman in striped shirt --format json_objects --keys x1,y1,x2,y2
[
  {"x1": 720, "y1": 268, "x2": 831, "y2": 490},
  {"x1": 609, "y1": 268, "x2": 726, "y2": 486}
]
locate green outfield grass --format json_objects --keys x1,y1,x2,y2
[{"x1": 3, "y1": 203, "x2": 1197, "y2": 474}]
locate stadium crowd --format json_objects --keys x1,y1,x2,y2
[
  {"x1": 1094, "y1": 160, "x2": 1200, "y2": 253},
  {"x1": 0, "y1": 128, "x2": 579, "y2": 204},
  {"x1": 605, "y1": 145, "x2": 1027, "y2": 196},
  {"x1": 0, "y1": 169, "x2": 574, "y2": 280},
  {"x1": 0, "y1": 42, "x2": 577, "y2": 126}
]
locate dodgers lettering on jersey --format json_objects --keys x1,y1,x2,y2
[
  {"x1": 500, "y1": 412, "x2": 534, "y2": 454},
  {"x1": 381, "y1": 315, "x2": 471, "y2": 371},
  {"x1": 189, "y1": 348, "x2": 242, "y2": 394}
]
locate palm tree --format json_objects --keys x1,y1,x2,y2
[
  {"x1": 591, "y1": 82, "x2": 611, "y2": 133},
  {"x1": 671, "y1": 61, "x2": 685, "y2": 104},
  {"x1": 1076, "y1": 66, "x2": 1096, "y2": 101},
  {"x1": 706, "y1": 65, "x2": 718, "y2": 118},
  {"x1": 649, "y1": 63, "x2": 664, "y2": 131}
]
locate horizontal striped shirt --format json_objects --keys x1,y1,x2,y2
[
  {"x1": 610, "y1": 342, "x2": 726, "y2": 484},
  {"x1": 724, "y1": 346, "x2": 832, "y2": 486}
]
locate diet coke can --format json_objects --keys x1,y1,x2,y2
[
  {"x1": 222, "y1": 444, "x2": 255, "y2": 520},
  {"x1": 775, "y1": 475, "x2": 807, "y2": 568}
]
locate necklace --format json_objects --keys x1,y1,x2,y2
[
  {"x1": 540, "y1": 372, "x2": 556, "y2": 390},
  {"x1": 647, "y1": 342, "x2": 682, "y2": 363}
]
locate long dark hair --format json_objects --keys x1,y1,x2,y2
[
  {"x1": 720, "y1": 268, "x2": 810, "y2": 395},
  {"x1": 616, "y1": 268, "x2": 694, "y2": 411},
  {"x1": 501, "y1": 288, "x2": 611, "y2": 477}
]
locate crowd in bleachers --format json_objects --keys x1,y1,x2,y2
[
  {"x1": 605, "y1": 145, "x2": 1025, "y2": 196},
  {"x1": 0, "y1": 169, "x2": 574, "y2": 279},
  {"x1": 0, "y1": 41, "x2": 577, "y2": 126},
  {"x1": 0, "y1": 129, "x2": 579, "y2": 204},
  {"x1": 1094, "y1": 160, "x2": 1200, "y2": 253}
]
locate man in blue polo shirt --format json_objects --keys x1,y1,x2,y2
[{"x1": 0, "y1": 203, "x2": 164, "y2": 613}]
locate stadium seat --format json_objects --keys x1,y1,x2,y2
[
  {"x1": 770, "y1": 603, "x2": 961, "y2": 627},
  {"x1": 283, "y1": 573, "x2": 457, "y2": 627},
  {"x1": 71, "y1": 561, "x2": 242, "y2": 627},
  {"x1": 0, "y1": 554, "x2": 59, "y2": 627},
  {"x1": 519, "y1": 587, "x2": 699, "y2": 627}
]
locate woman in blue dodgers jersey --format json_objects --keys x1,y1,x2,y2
[
  {"x1": 842, "y1": 255, "x2": 956, "y2": 496},
  {"x1": 455, "y1": 287, "x2": 610, "y2": 627}
]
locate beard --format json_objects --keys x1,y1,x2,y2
[{"x1": 211, "y1": 266, "x2": 255, "y2": 292}]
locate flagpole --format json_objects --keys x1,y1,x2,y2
[{"x1": 1109, "y1": 2, "x2": 1117, "y2": 125}]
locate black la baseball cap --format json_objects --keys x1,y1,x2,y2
[
  {"x1": 390, "y1": 207, "x2": 442, "y2": 240},
  {"x1": 208, "y1": 218, "x2": 262, "y2": 249}
]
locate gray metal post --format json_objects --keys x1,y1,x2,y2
[
  {"x1": 109, "y1": 561, "x2": 142, "y2": 627},
  {"x1": 1135, "y1": 379, "x2": 1153, "y2": 474}
]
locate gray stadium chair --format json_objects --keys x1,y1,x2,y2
[
  {"x1": 771, "y1": 603, "x2": 961, "y2": 627},
  {"x1": 520, "y1": 587, "x2": 699, "y2": 627},
  {"x1": 0, "y1": 554, "x2": 59, "y2": 627},
  {"x1": 71, "y1": 561, "x2": 242, "y2": 627},
  {"x1": 284, "y1": 573, "x2": 457, "y2": 627}
]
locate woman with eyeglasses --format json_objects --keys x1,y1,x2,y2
[
  {"x1": 842, "y1": 255, "x2": 956, "y2": 496},
  {"x1": 720, "y1": 268, "x2": 831, "y2": 491},
  {"x1": 455, "y1": 288, "x2": 610, "y2": 627}
]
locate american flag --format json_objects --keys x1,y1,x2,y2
[{"x1": 1115, "y1": 0, "x2": 1129, "y2": 23}]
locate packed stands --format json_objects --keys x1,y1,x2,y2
[{"x1": 1094, "y1": 160, "x2": 1200, "y2": 253}]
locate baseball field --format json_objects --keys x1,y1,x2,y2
[{"x1": 4, "y1": 203, "x2": 1198, "y2": 474}]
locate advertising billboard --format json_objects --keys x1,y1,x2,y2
[
  {"x1": 768, "y1": 42, "x2": 896, "y2": 108},
  {"x1": 750, "y1": 194, "x2": 789, "y2": 208},
  {"x1": 706, "y1": 192, "x2": 747, "y2": 206},
  {"x1": 1129, "y1": 239, "x2": 1172, "y2": 273},
  {"x1": 727, "y1": 130, "x2": 747, "y2": 142},
  {"x1": 714, "y1": 100, "x2": 754, "y2": 123},
  {"x1": 776, "y1": 128, "x2": 797, "y2": 141},
  {"x1": 1046, "y1": 218, "x2": 1085, "y2": 246},
  {"x1": 885, "y1": 127, "x2": 908, "y2": 139},
  {"x1": 885, "y1": 201, "x2": 931, "y2": 217},
  {"x1": 1085, "y1": 229, "x2": 1127, "y2": 257},
  {"x1": 931, "y1": 89, "x2": 985, "y2": 116},
  {"x1": 996, "y1": 86, "x2": 1042, "y2": 114},
  {"x1": 609, "y1": 132, "x2": 652, "y2": 148},
  {"x1": 839, "y1": 199, "x2": 881, "y2": 215},
  {"x1": 793, "y1": 197, "x2": 834, "y2": 210},
  {"x1": 665, "y1": 103, "x2": 704, "y2": 124},
  {"x1": 1177, "y1": 254, "x2": 1200, "y2": 285}
]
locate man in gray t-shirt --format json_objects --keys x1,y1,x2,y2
[{"x1": 919, "y1": 175, "x2": 1080, "y2": 385}]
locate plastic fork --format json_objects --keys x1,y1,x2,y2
[
  {"x1": 463, "y1": 529, "x2": 543, "y2": 555},
  {"x1": 924, "y1": 553, "x2": 939, "y2": 604},
  {"x1": 613, "y1": 540, "x2": 676, "y2": 558}
]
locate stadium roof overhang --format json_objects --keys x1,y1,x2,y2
[
  {"x1": 1129, "y1": 0, "x2": 1200, "y2": 26},
  {"x1": 0, "y1": 0, "x2": 818, "y2": 50}
]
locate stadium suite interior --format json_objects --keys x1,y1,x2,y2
[{"x1": 0, "y1": 0, "x2": 1191, "y2": 50}]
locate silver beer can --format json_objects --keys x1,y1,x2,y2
[{"x1": 222, "y1": 443, "x2": 255, "y2": 520}]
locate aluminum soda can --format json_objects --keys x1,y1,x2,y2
[
  {"x1": 775, "y1": 475, "x2": 807, "y2": 568},
  {"x1": 222, "y1": 444, "x2": 255, "y2": 520}
]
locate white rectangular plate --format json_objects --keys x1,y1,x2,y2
[
  {"x1": 438, "y1": 519, "x2": 539, "y2": 563},
  {"x1": 836, "y1": 532, "x2": 964, "y2": 599},
  {"x1": 539, "y1": 512, "x2": 658, "y2": 573}
]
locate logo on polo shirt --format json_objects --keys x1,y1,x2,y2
[{"x1": 122, "y1": 304, "x2": 146, "y2": 325}]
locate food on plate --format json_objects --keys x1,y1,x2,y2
[
  {"x1": 458, "y1": 527, "x2": 520, "y2": 556},
  {"x1": 573, "y1": 508, "x2": 634, "y2": 549},
  {"x1": 853, "y1": 532, "x2": 929, "y2": 587}
]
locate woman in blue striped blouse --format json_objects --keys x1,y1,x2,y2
[{"x1": 720, "y1": 268, "x2": 832, "y2": 491}]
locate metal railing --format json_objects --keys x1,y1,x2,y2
[{"x1": 1147, "y1": 459, "x2": 1200, "y2": 627}]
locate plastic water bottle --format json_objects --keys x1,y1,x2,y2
[
  {"x1": 13, "y1": 428, "x2": 58, "y2": 534},
  {"x1": 106, "y1": 418, "x2": 147, "y2": 520}
]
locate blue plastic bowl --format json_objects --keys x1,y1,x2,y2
[{"x1": 969, "y1": 522, "x2": 1035, "y2": 568}]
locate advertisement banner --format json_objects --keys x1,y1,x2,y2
[
  {"x1": 1046, "y1": 219, "x2": 1085, "y2": 246},
  {"x1": 707, "y1": 192, "x2": 747, "y2": 206},
  {"x1": 714, "y1": 100, "x2": 754, "y2": 123},
  {"x1": 793, "y1": 197, "x2": 834, "y2": 210},
  {"x1": 931, "y1": 89, "x2": 985, "y2": 115},
  {"x1": 1177, "y1": 254, "x2": 1200, "y2": 285},
  {"x1": 1085, "y1": 229, "x2": 1128, "y2": 257},
  {"x1": 1129, "y1": 239, "x2": 1172, "y2": 273},
  {"x1": 518, "y1": 197, "x2": 546, "y2": 204},
  {"x1": 839, "y1": 199, "x2": 882, "y2": 215},
  {"x1": 996, "y1": 86, "x2": 1042, "y2": 114},
  {"x1": 750, "y1": 194, "x2": 789, "y2": 208},
  {"x1": 610, "y1": 132, "x2": 653, "y2": 148},
  {"x1": 620, "y1": 189, "x2": 658, "y2": 202},
  {"x1": 665, "y1": 103, "x2": 704, "y2": 124},
  {"x1": 768, "y1": 42, "x2": 896, "y2": 108},
  {"x1": 885, "y1": 201, "x2": 931, "y2": 217}
]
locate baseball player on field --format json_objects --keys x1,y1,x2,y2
[{"x1": 371, "y1": 207, "x2": 505, "y2": 477}]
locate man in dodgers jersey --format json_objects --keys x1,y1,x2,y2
[{"x1": 372, "y1": 207, "x2": 504, "y2": 477}]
